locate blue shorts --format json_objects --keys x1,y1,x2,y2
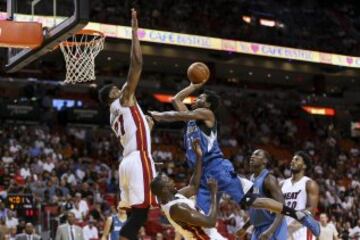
[
  {"x1": 195, "y1": 158, "x2": 245, "y2": 214},
  {"x1": 251, "y1": 220, "x2": 288, "y2": 240}
]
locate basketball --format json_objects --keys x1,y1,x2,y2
[{"x1": 187, "y1": 62, "x2": 210, "y2": 84}]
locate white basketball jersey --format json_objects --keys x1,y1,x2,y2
[
  {"x1": 282, "y1": 176, "x2": 311, "y2": 240},
  {"x1": 110, "y1": 99, "x2": 151, "y2": 157},
  {"x1": 161, "y1": 193, "x2": 225, "y2": 240}
]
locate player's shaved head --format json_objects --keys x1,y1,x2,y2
[
  {"x1": 150, "y1": 174, "x2": 167, "y2": 196},
  {"x1": 150, "y1": 174, "x2": 164, "y2": 196},
  {"x1": 151, "y1": 173, "x2": 176, "y2": 201}
]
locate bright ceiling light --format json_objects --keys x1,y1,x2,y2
[{"x1": 260, "y1": 19, "x2": 276, "y2": 27}]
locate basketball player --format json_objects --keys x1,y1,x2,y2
[
  {"x1": 98, "y1": 9, "x2": 156, "y2": 240},
  {"x1": 151, "y1": 139, "x2": 226, "y2": 240},
  {"x1": 237, "y1": 149, "x2": 287, "y2": 240},
  {"x1": 281, "y1": 151, "x2": 320, "y2": 240},
  {"x1": 149, "y1": 83, "x2": 320, "y2": 237},
  {"x1": 101, "y1": 202, "x2": 127, "y2": 240}
]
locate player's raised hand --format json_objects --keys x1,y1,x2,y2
[
  {"x1": 192, "y1": 139, "x2": 203, "y2": 158},
  {"x1": 207, "y1": 178, "x2": 218, "y2": 193},
  {"x1": 190, "y1": 80, "x2": 206, "y2": 90},
  {"x1": 131, "y1": 8, "x2": 138, "y2": 31}
]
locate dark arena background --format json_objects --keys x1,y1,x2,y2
[{"x1": 0, "y1": 0, "x2": 359, "y2": 240}]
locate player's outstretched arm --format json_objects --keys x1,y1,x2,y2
[
  {"x1": 149, "y1": 108, "x2": 214, "y2": 124},
  {"x1": 172, "y1": 82, "x2": 205, "y2": 112},
  {"x1": 178, "y1": 139, "x2": 203, "y2": 198},
  {"x1": 170, "y1": 179, "x2": 218, "y2": 228},
  {"x1": 121, "y1": 8, "x2": 143, "y2": 106}
]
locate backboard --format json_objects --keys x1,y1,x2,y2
[{"x1": 4, "y1": 0, "x2": 89, "y2": 73}]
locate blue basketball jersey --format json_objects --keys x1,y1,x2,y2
[
  {"x1": 249, "y1": 169, "x2": 276, "y2": 227},
  {"x1": 184, "y1": 120, "x2": 223, "y2": 169},
  {"x1": 109, "y1": 215, "x2": 125, "y2": 240},
  {"x1": 249, "y1": 169, "x2": 287, "y2": 240}
]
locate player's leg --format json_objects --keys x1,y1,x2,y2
[
  {"x1": 118, "y1": 151, "x2": 154, "y2": 239},
  {"x1": 195, "y1": 182, "x2": 225, "y2": 214},
  {"x1": 241, "y1": 194, "x2": 320, "y2": 237},
  {"x1": 119, "y1": 207, "x2": 149, "y2": 240},
  {"x1": 209, "y1": 160, "x2": 250, "y2": 204},
  {"x1": 196, "y1": 159, "x2": 251, "y2": 213},
  {"x1": 195, "y1": 159, "x2": 241, "y2": 213}
]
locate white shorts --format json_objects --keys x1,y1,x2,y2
[
  {"x1": 119, "y1": 150, "x2": 157, "y2": 208},
  {"x1": 287, "y1": 220, "x2": 313, "y2": 240},
  {"x1": 286, "y1": 217, "x2": 313, "y2": 240}
]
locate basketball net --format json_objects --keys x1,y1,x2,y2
[{"x1": 60, "y1": 30, "x2": 105, "y2": 84}]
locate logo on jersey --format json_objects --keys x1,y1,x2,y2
[{"x1": 283, "y1": 190, "x2": 301, "y2": 200}]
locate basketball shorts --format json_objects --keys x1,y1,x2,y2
[
  {"x1": 287, "y1": 227, "x2": 312, "y2": 240},
  {"x1": 252, "y1": 219, "x2": 287, "y2": 240},
  {"x1": 195, "y1": 158, "x2": 253, "y2": 214},
  {"x1": 119, "y1": 150, "x2": 157, "y2": 208}
]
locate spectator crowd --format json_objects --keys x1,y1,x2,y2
[
  {"x1": 0, "y1": 91, "x2": 358, "y2": 239},
  {"x1": 1, "y1": 1, "x2": 359, "y2": 55},
  {"x1": 90, "y1": 0, "x2": 360, "y2": 55}
]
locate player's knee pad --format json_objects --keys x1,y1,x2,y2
[
  {"x1": 120, "y1": 207, "x2": 149, "y2": 240},
  {"x1": 240, "y1": 192, "x2": 258, "y2": 209}
]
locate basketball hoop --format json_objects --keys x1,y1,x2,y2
[{"x1": 60, "y1": 29, "x2": 105, "y2": 84}]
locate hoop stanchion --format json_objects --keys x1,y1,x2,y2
[{"x1": 60, "y1": 29, "x2": 105, "y2": 84}]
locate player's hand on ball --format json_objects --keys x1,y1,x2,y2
[
  {"x1": 131, "y1": 8, "x2": 138, "y2": 31},
  {"x1": 192, "y1": 139, "x2": 203, "y2": 158},
  {"x1": 207, "y1": 178, "x2": 218, "y2": 193}
]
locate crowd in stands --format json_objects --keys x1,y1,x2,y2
[
  {"x1": 88, "y1": 0, "x2": 360, "y2": 55},
  {"x1": 0, "y1": 90, "x2": 359, "y2": 239},
  {"x1": 1, "y1": 1, "x2": 359, "y2": 55}
]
